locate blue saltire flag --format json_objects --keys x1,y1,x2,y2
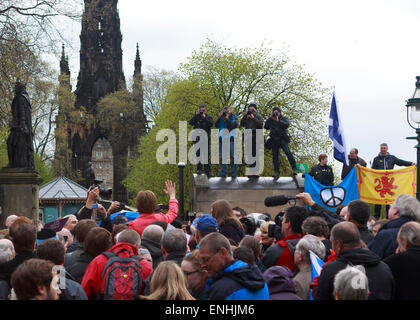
[
  {"x1": 304, "y1": 166, "x2": 359, "y2": 211},
  {"x1": 329, "y1": 91, "x2": 348, "y2": 166},
  {"x1": 309, "y1": 250, "x2": 325, "y2": 300}
]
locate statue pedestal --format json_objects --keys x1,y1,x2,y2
[{"x1": 0, "y1": 168, "x2": 41, "y2": 228}]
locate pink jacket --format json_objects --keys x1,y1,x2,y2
[{"x1": 128, "y1": 198, "x2": 178, "y2": 237}]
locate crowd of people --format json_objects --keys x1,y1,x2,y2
[{"x1": 1, "y1": 175, "x2": 420, "y2": 301}]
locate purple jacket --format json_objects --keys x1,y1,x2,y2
[{"x1": 263, "y1": 266, "x2": 301, "y2": 300}]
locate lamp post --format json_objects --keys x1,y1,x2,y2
[
  {"x1": 178, "y1": 162, "x2": 186, "y2": 220},
  {"x1": 405, "y1": 76, "x2": 420, "y2": 201}
]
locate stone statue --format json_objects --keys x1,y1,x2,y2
[
  {"x1": 4, "y1": 80, "x2": 35, "y2": 169},
  {"x1": 84, "y1": 161, "x2": 96, "y2": 187}
]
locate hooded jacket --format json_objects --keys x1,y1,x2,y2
[
  {"x1": 81, "y1": 242, "x2": 153, "y2": 299},
  {"x1": 371, "y1": 152, "x2": 412, "y2": 170},
  {"x1": 368, "y1": 216, "x2": 414, "y2": 259},
  {"x1": 315, "y1": 248, "x2": 394, "y2": 300},
  {"x1": 264, "y1": 266, "x2": 301, "y2": 300},
  {"x1": 205, "y1": 260, "x2": 269, "y2": 300}
]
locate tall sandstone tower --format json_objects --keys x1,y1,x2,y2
[{"x1": 55, "y1": 0, "x2": 146, "y2": 202}]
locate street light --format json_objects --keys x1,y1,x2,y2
[{"x1": 405, "y1": 76, "x2": 420, "y2": 200}]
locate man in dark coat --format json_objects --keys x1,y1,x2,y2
[
  {"x1": 161, "y1": 228, "x2": 187, "y2": 266},
  {"x1": 369, "y1": 194, "x2": 420, "y2": 259},
  {"x1": 383, "y1": 221, "x2": 420, "y2": 300},
  {"x1": 341, "y1": 148, "x2": 367, "y2": 180},
  {"x1": 189, "y1": 104, "x2": 214, "y2": 177},
  {"x1": 371, "y1": 143, "x2": 415, "y2": 219},
  {"x1": 240, "y1": 102, "x2": 264, "y2": 179},
  {"x1": 140, "y1": 224, "x2": 164, "y2": 269},
  {"x1": 264, "y1": 106, "x2": 297, "y2": 180},
  {"x1": 308, "y1": 154, "x2": 334, "y2": 186},
  {"x1": 5, "y1": 80, "x2": 34, "y2": 169},
  {"x1": 315, "y1": 222, "x2": 394, "y2": 300},
  {"x1": 346, "y1": 200, "x2": 374, "y2": 245}
]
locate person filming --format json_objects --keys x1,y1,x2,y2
[
  {"x1": 264, "y1": 106, "x2": 297, "y2": 180},
  {"x1": 189, "y1": 103, "x2": 213, "y2": 177}
]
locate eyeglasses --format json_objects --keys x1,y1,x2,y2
[{"x1": 183, "y1": 270, "x2": 199, "y2": 277}]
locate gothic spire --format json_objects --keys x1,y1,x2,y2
[{"x1": 134, "y1": 42, "x2": 142, "y2": 78}]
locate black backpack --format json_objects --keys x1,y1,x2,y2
[{"x1": 100, "y1": 250, "x2": 144, "y2": 300}]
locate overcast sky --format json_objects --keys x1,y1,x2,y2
[{"x1": 63, "y1": 0, "x2": 420, "y2": 168}]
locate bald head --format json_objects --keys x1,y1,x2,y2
[
  {"x1": 0, "y1": 239, "x2": 15, "y2": 263},
  {"x1": 330, "y1": 222, "x2": 361, "y2": 254},
  {"x1": 5, "y1": 215, "x2": 18, "y2": 228}
]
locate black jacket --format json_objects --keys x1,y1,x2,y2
[
  {"x1": 315, "y1": 248, "x2": 394, "y2": 300},
  {"x1": 341, "y1": 156, "x2": 367, "y2": 179},
  {"x1": 141, "y1": 238, "x2": 164, "y2": 270},
  {"x1": 0, "y1": 251, "x2": 36, "y2": 285},
  {"x1": 164, "y1": 251, "x2": 186, "y2": 266},
  {"x1": 371, "y1": 152, "x2": 412, "y2": 170},
  {"x1": 384, "y1": 246, "x2": 420, "y2": 300},
  {"x1": 219, "y1": 219, "x2": 245, "y2": 245},
  {"x1": 240, "y1": 113, "x2": 263, "y2": 132},
  {"x1": 264, "y1": 116, "x2": 291, "y2": 142},
  {"x1": 358, "y1": 225, "x2": 374, "y2": 245},
  {"x1": 189, "y1": 114, "x2": 214, "y2": 136},
  {"x1": 368, "y1": 216, "x2": 414, "y2": 259},
  {"x1": 66, "y1": 251, "x2": 94, "y2": 284},
  {"x1": 309, "y1": 164, "x2": 334, "y2": 186}
]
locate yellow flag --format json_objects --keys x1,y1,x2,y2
[{"x1": 356, "y1": 165, "x2": 417, "y2": 205}]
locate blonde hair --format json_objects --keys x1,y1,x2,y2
[
  {"x1": 260, "y1": 221, "x2": 275, "y2": 233},
  {"x1": 140, "y1": 261, "x2": 195, "y2": 300}
]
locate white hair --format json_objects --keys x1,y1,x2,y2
[
  {"x1": 0, "y1": 239, "x2": 14, "y2": 264},
  {"x1": 334, "y1": 265, "x2": 369, "y2": 300},
  {"x1": 295, "y1": 234, "x2": 325, "y2": 263},
  {"x1": 394, "y1": 194, "x2": 420, "y2": 221}
]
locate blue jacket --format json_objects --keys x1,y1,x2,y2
[
  {"x1": 205, "y1": 260, "x2": 269, "y2": 300},
  {"x1": 368, "y1": 216, "x2": 414, "y2": 259}
]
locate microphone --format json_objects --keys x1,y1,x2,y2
[{"x1": 264, "y1": 195, "x2": 297, "y2": 207}]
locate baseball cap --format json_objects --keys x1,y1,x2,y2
[{"x1": 193, "y1": 214, "x2": 219, "y2": 233}]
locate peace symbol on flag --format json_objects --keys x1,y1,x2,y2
[{"x1": 320, "y1": 187, "x2": 346, "y2": 208}]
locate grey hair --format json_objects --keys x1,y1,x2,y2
[
  {"x1": 295, "y1": 234, "x2": 325, "y2": 263},
  {"x1": 334, "y1": 265, "x2": 369, "y2": 300},
  {"x1": 393, "y1": 194, "x2": 420, "y2": 221},
  {"x1": 162, "y1": 229, "x2": 187, "y2": 253},
  {"x1": 142, "y1": 224, "x2": 164, "y2": 244},
  {"x1": 0, "y1": 240, "x2": 14, "y2": 264},
  {"x1": 398, "y1": 221, "x2": 420, "y2": 247}
]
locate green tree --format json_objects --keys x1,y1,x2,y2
[{"x1": 124, "y1": 39, "x2": 332, "y2": 208}]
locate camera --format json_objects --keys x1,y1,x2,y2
[
  {"x1": 119, "y1": 202, "x2": 126, "y2": 211},
  {"x1": 199, "y1": 109, "x2": 204, "y2": 115},
  {"x1": 247, "y1": 107, "x2": 253, "y2": 116},
  {"x1": 268, "y1": 211, "x2": 285, "y2": 240},
  {"x1": 154, "y1": 204, "x2": 169, "y2": 212},
  {"x1": 90, "y1": 179, "x2": 112, "y2": 199},
  {"x1": 273, "y1": 111, "x2": 279, "y2": 117}
]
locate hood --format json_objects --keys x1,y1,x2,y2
[
  {"x1": 337, "y1": 248, "x2": 381, "y2": 267},
  {"x1": 214, "y1": 260, "x2": 266, "y2": 291},
  {"x1": 263, "y1": 266, "x2": 296, "y2": 294},
  {"x1": 109, "y1": 242, "x2": 138, "y2": 257},
  {"x1": 140, "y1": 238, "x2": 162, "y2": 256}
]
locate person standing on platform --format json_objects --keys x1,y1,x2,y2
[
  {"x1": 189, "y1": 104, "x2": 213, "y2": 178},
  {"x1": 371, "y1": 143, "x2": 415, "y2": 219},
  {"x1": 264, "y1": 106, "x2": 297, "y2": 180},
  {"x1": 240, "y1": 102, "x2": 263, "y2": 180},
  {"x1": 341, "y1": 148, "x2": 367, "y2": 180},
  {"x1": 215, "y1": 106, "x2": 238, "y2": 179},
  {"x1": 308, "y1": 154, "x2": 334, "y2": 186}
]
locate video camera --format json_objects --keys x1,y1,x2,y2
[
  {"x1": 90, "y1": 179, "x2": 112, "y2": 199},
  {"x1": 264, "y1": 194, "x2": 297, "y2": 240}
]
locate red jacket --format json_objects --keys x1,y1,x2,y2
[
  {"x1": 81, "y1": 242, "x2": 153, "y2": 299},
  {"x1": 128, "y1": 198, "x2": 178, "y2": 237},
  {"x1": 273, "y1": 233, "x2": 304, "y2": 271}
]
